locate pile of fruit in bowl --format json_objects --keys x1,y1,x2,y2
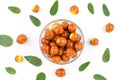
[{"x1": 40, "y1": 19, "x2": 84, "y2": 65}]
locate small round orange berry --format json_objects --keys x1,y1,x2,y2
[
  {"x1": 32, "y1": 4, "x2": 39, "y2": 13},
  {"x1": 16, "y1": 34, "x2": 27, "y2": 44},
  {"x1": 90, "y1": 38, "x2": 99, "y2": 46},
  {"x1": 55, "y1": 68, "x2": 66, "y2": 77},
  {"x1": 106, "y1": 23, "x2": 114, "y2": 32},
  {"x1": 15, "y1": 55, "x2": 23, "y2": 62},
  {"x1": 70, "y1": 5, "x2": 79, "y2": 15}
]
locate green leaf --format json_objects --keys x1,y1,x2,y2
[
  {"x1": 88, "y1": 3, "x2": 94, "y2": 14},
  {"x1": 102, "y1": 4, "x2": 110, "y2": 16},
  {"x1": 0, "y1": 35, "x2": 13, "y2": 47},
  {"x1": 36, "y1": 72, "x2": 46, "y2": 80},
  {"x1": 5, "y1": 67, "x2": 16, "y2": 74},
  {"x1": 79, "y1": 61, "x2": 90, "y2": 71},
  {"x1": 24, "y1": 55, "x2": 42, "y2": 66},
  {"x1": 8, "y1": 6, "x2": 21, "y2": 14},
  {"x1": 102, "y1": 48, "x2": 110, "y2": 62},
  {"x1": 50, "y1": 0, "x2": 59, "y2": 16},
  {"x1": 93, "y1": 74, "x2": 107, "y2": 80},
  {"x1": 29, "y1": 15, "x2": 41, "y2": 27}
]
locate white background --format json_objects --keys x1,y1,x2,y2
[{"x1": 0, "y1": 0, "x2": 120, "y2": 80}]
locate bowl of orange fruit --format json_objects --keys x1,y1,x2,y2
[{"x1": 40, "y1": 19, "x2": 84, "y2": 65}]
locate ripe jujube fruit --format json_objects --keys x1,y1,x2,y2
[
  {"x1": 51, "y1": 56, "x2": 61, "y2": 64},
  {"x1": 15, "y1": 55, "x2": 23, "y2": 62},
  {"x1": 16, "y1": 34, "x2": 27, "y2": 44},
  {"x1": 61, "y1": 31, "x2": 70, "y2": 39},
  {"x1": 56, "y1": 37, "x2": 67, "y2": 47},
  {"x1": 58, "y1": 48, "x2": 64, "y2": 56},
  {"x1": 41, "y1": 44, "x2": 50, "y2": 54},
  {"x1": 53, "y1": 25, "x2": 64, "y2": 34},
  {"x1": 69, "y1": 33, "x2": 81, "y2": 42},
  {"x1": 66, "y1": 40, "x2": 74, "y2": 48},
  {"x1": 41, "y1": 37, "x2": 49, "y2": 44},
  {"x1": 70, "y1": 5, "x2": 79, "y2": 15},
  {"x1": 32, "y1": 4, "x2": 39, "y2": 13},
  {"x1": 105, "y1": 23, "x2": 114, "y2": 32},
  {"x1": 45, "y1": 28, "x2": 55, "y2": 40},
  {"x1": 74, "y1": 41, "x2": 83, "y2": 51},
  {"x1": 62, "y1": 21, "x2": 69, "y2": 29},
  {"x1": 55, "y1": 68, "x2": 66, "y2": 77},
  {"x1": 65, "y1": 48, "x2": 77, "y2": 58},
  {"x1": 62, "y1": 55, "x2": 69, "y2": 62},
  {"x1": 50, "y1": 46, "x2": 59, "y2": 56},
  {"x1": 50, "y1": 42, "x2": 56, "y2": 46},
  {"x1": 90, "y1": 38, "x2": 99, "y2": 46},
  {"x1": 68, "y1": 23, "x2": 76, "y2": 33}
]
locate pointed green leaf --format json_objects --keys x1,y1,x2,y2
[
  {"x1": 102, "y1": 4, "x2": 110, "y2": 16},
  {"x1": 0, "y1": 35, "x2": 13, "y2": 47},
  {"x1": 5, "y1": 67, "x2": 16, "y2": 74},
  {"x1": 79, "y1": 61, "x2": 90, "y2": 71},
  {"x1": 102, "y1": 48, "x2": 110, "y2": 62},
  {"x1": 8, "y1": 6, "x2": 21, "y2": 14},
  {"x1": 50, "y1": 0, "x2": 59, "y2": 16},
  {"x1": 36, "y1": 72, "x2": 46, "y2": 80},
  {"x1": 24, "y1": 55, "x2": 42, "y2": 66},
  {"x1": 29, "y1": 15, "x2": 41, "y2": 27},
  {"x1": 93, "y1": 74, "x2": 107, "y2": 80},
  {"x1": 88, "y1": 3, "x2": 94, "y2": 14}
]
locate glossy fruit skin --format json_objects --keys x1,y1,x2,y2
[
  {"x1": 90, "y1": 38, "x2": 99, "y2": 46},
  {"x1": 70, "y1": 5, "x2": 79, "y2": 15},
  {"x1": 50, "y1": 42, "x2": 56, "y2": 46},
  {"x1": 41, "y1": 44, "x2": 50, "y2": 54},
  {"x1": 55, "y1": 68, "x2": 66, "y2": 77},
  {"x1": 16, "y1": 34, "x2": 27, "y2": 44},
  {"x1": 61, "y1": 31, "x2": 70, "y2": 39},
  {"x1": 62, "y1": 21, "x2": 69, "y2": 29},
  {"x1": 15, "y1": 55, "x2": 23, "y2": 62},
  {"x1": 68, "y1": 24, "x2": 76, "y2": 33},
  {"x1": 51, "y1": 56, "x2": 61, "y2": 64},
  {"x1": 58, "y1": 48, "x2": 64, "y2": 56},
  {"x1": 69, "y1": 33, "x2": 81, "y2": 42},
  {"x1": 65, "y1": 48, "x2": 77, "y2": 58},
  {"x1": 45, "y1": 28, "x2": 55, "y2": 40},
  {"x1": 53, "y1": 25, "x2": 64, "y2": 35},
  {"x1": 32, "y1": 4, "x2": 39, "y2": 13},
  {"x1": 51, "y1": 23, "x2": 60, "y2": 30},
  {"x1": 62, "y1": 55, "x2": 69, "y2": 62},
  {"x1": 41, "y1": 37, "x2": 49, "y2": 44},
  {"x1": 52, "y1": 35, "x2": 60, "y2": 41},
  {"x1": 74, "y1": 41, "x2": 83, "y2": 51},
  {"x1": 50, "y1": 46, "x2": 59, "y2": 55},
  {"x1": 106, "y1": 23, "x2": 114, "y2": 32},
  {"x1": 56, "y1": 37, "x2": 67, "y2": 47},
  {"x1": 66, "y1": 40, "x2": 74, "y2": 48}
]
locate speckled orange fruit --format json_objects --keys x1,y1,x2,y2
[
  {"x1": 70, "y1": 5, "x2": 79, "y2": 15},
  {"x1": 15, "y1": 55, "x2": 23, "y2": 62},
  {"x1": 90, "y1": 38, "x2": 99, "y2": 46},
  {"x1": 55, "y1": 68, "x2": 66, "y2": 77},
  {"x1": 106, "y1": 23, "x2": 114, "y2": 32},
  {"x1": 32, "y1": 4, "x2": 39, "y2": 13},
  {"x1": 16, "y1": 34, "x2": 27, "y2": 44}
]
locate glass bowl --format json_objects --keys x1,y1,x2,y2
[{"x1": 39, "y1": 19, "x2": 84, "y2": 65}]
